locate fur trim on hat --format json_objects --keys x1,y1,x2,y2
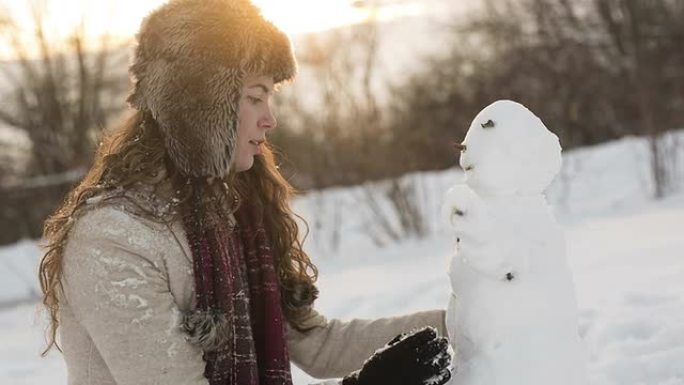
[
  {"x1": 181, "y1": 308, "x2": 232, "y2": 352},
  {"x1": 127, "y1": 0, "x2": 297, "y2": 178}
]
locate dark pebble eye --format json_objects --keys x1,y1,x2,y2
[
  {"x1": 452, "y1": 208, "x2": 465, "y2": 217},
  {"x1": 481, "y1": 119, "x2": 495, "y2": 129},
  {"x1": 505, "y1": 272, "x2": 515, "y2": 281}
]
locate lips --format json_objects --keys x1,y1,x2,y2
[{"x1": 249, "y1": 139, "x2": 264, "y2": 154}]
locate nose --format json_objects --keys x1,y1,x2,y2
[{"x1": 260, "y1": 106, "x2": 277, "y2": 131}]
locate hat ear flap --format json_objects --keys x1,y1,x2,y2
[{"x1": 157, "y1": 65, "x2": 244, "y2": 178}]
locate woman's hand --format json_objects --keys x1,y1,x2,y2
[{"x1": 341, "y1": 327, "x2": 452, "y2": 385}]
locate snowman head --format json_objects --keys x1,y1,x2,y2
[{"x1": 459, "y1": 100, "x2": 562, "y2": 196}]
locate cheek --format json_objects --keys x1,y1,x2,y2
[
  {"x1": 236, "y1": 118, "x2": 248, "y2": 142},
  {"x1": 238, "y1": 99, "x2": 258, "y2": 124},
  {"x1": 236, "y1": 106, "x2": 254, "y2": 142}
]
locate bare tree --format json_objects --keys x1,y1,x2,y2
[
  {"x1": 273, "y1": 11, "x2": 388, "y2": 188},
  {"x1": 390, "y1": 0, "x2": 684, "y2": 198},
  {"x1": 271, "y1": 7, "x2": 431, "y2": 248},
  {"x1": 0, "y1": 1, "x2": 128, "y2": 177},
  {"x1": 0, "y1": 1, "x2": 129, "y2": 243},
  {"x1": 590, "y1": 0, "x2": 684, "y2": 197}
]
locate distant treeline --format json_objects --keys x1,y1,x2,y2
[
  {"x1": 0, "y1": 0, "x2": 682, "y2": 244},
  {"x1": 272, "y1": 0, "x2": 684, "y2": 193}
]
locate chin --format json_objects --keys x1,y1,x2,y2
[{"x1": 235, "y1": 159, "x2": 255, "y2": 173}]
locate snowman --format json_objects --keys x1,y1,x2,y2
[{"x1": 443, "y1": 100, "x2": 587, "y2": 385}]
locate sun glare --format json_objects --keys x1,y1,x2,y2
[
  {"x1": 256, "y1": 0, "x2": 425, "y2": 35},
  {"x1": 254, "y1": 0, "x2": 365, "y2": 35},
  {"x1": 0, "y1": 0, "x2": 423, "y2": 60}
]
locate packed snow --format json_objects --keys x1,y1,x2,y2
[
  {"x1": 1, "y1": 131, "x2": 684, "y2": 384},
  {"x1": 457, "y1": 100, "x2": 562, "y2": 195},
  {"x1": 444, "y1": 100, "x2": 586, "y2": 385}
]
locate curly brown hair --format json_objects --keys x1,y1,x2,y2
[{"x1": 38, "y1": 109, "x2": 318, "y2": 355}]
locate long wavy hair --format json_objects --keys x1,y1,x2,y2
[{"x1": 38, "y1": 109, "x2": 318, "y2": 355}]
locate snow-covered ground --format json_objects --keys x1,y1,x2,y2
[{"x1": 1, "y1": 132, "x2": 684, "y2": 384}]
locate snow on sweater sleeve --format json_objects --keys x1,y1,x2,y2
[
  {"x1": 61, "y1": 205, "x2": 209, "y2": 385},
  {"x1": 286, "y1": 307, "x2": 447, "y2": 379}
]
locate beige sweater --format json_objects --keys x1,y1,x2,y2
[{"x1": 60, "y1": 203, "x2": 446, "y2": 385}]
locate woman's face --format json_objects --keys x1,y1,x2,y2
[{"x1": 233, "y1": 74, "x2": 277, "y2": 172}]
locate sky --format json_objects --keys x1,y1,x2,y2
[{"x1": 0, "y1": 0, "x2": 426, "y2": 60}]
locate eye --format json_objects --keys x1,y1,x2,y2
[
  {"x1": 481, "y1": 119, "x2": 495, "y2": 129},
  {"x1": 247, "y1": 95, "x2": 262, "y2": 104}
]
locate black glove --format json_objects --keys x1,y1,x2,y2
[{"x1": 342, "y1": 326, "x2": 452, "y2": 385}]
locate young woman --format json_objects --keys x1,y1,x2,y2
[{"x1": 38, "y1": 1, "x2": 452, "y2": 384}]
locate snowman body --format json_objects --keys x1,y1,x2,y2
[{"x1": 444, "y1": 100, "x2": 586, "y2": 385}]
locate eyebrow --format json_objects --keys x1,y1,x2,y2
[{"x1": 248, "y1": 84, "x2": 273, "y2": 94}]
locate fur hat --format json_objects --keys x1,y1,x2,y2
[{"x1": 127, "y1": 0, "x2": 297, "y2": 178}]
